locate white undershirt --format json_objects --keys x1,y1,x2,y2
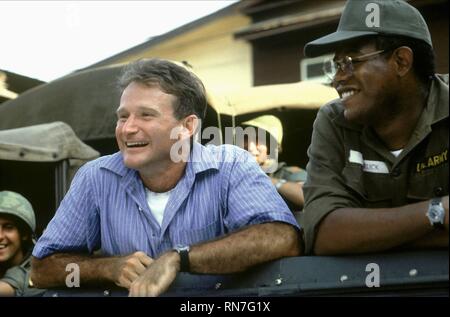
[
  {"x1": 145, "y1": 188, "x2": 171, "y2": 227},
  {"x1": 391, "y1": 149, "x2": 403, "y2": 157}
]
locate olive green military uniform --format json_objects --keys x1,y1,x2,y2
[
  {"x1": 302, "y1": 74, "x2": 449, "y2": 254},
  {"x1": 270, "y1": 162, "x2": 308, "y2": 183},
  {"x1": 1, "y1": 253, "x2": 45, "y2": 297}
]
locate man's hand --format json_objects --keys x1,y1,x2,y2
[
  {"x1": 112, "y1": 251, "x2": 153, "y2": 289},
  {"x1": 129, "y1": 251, "x2": 179, "y2": 297}
]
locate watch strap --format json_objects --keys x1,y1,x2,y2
[
  {"x1": 175, "y1": 246, "x2": 190, "y2": 272},
  {"x1": 431, "y1": 197, "x2": 442, "y2": 206}
]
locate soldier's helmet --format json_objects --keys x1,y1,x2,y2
[
  {"x1": 241, "y1": 115, "x2": 284, "y2": 145},
  {"x1": 0, "y1": 191, "x2": 36, "y2": 234}
]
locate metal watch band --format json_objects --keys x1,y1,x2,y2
[{"x1": 431, "y1": 197, "x2": 442, "y2": 206}]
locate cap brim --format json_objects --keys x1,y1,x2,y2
[{"x1": 304, "y1": 30, "x2": 378, "y2": 57}]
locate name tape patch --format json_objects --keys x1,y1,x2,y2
[{"x1": 349, "y1": 150, "x2": 389, "y2": 174}]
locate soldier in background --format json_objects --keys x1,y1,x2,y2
[
  {"x1": 0, "y1": 191, "x2": 44, "y2": 296},
  {"x1": 240, "y1": 115, "x2": 306, "y2": 211}
]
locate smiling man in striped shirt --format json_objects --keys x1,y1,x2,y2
[{"x1": 30, "y1": 58, "x2": 301, "y2": 297}]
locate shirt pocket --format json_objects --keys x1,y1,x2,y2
[
  {"x1": 172, "y1": 219, "x2": 223, "y2": 246},
  {"x1": 342, "y1": 165, "x2": 392, "y2": 208},
  {"x1": 408, "y1": 163, "x2": 448, "y2": 201},
  {"x1": 363, "y1": 173, "x2": 394, "y2": 207},
  {"x1": 342, "y1": 165, "x2": 366, "y2": 201}
]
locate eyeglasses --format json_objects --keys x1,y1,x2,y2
[{"x1": 323, "y1": 49, "x2": 386, "y2": 81}]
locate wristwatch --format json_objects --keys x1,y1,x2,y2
[
  {"x1": 174, "y1": 245, "x2": 190, "y2": 272},
  {"x1": 275, "y1": 178, "x2": 287, "y2": 190},
  {"x1": 426, "y1": 197, "x2": 445, "y2": 229}
]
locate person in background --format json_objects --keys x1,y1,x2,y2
[
  {"x1": 240, "y1": 115, "x2": 306, "y2": 211},
  {"x1": 0, "y1": 191, "x2": 44, "y2": 296}
]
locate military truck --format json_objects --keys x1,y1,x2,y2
[
  {"x1": 0, "y1": 64, "x2": 447, "y2": 297},
  {"x1": 0, "y1": 122, "x2": 99, "y2": 236}
]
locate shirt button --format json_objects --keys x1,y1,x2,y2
[
  {"x1": 434, "y1": 187, "x2": 444, "y2": 196},
  {"x1": 138, "y1": 206, "x2": 143, "y2": 212},
  {"x1": 391, "y1": 167, "x2": 401, "y2": 177}
]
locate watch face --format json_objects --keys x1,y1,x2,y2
[
  {"x1": 428, "y1": 205, "x2": 444, "y2": 224},
  {"x1": 429, "y1": 207, "x2": 440, "y2": 220}
]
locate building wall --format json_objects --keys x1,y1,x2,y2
[
  {"x1": 252, "y1": 24, "x2": 338, "y2": 86},
  {"x1": 113, "y1": 14, "x2": 253, "y2": 93},
  {"x1": 249, "y1": 0, "x2": 449, "y2": 86}
]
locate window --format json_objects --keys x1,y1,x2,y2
[{"x1": 300, "y1": 54, "x2": 333, "y2": 84}]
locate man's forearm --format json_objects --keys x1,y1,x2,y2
[
  {"x1": 279, "y1": 182, "x2": 304, "y2": 208},
  {"x1": 31, "y1": 254, "x2": 118, "y2": 288},
  {"x1": 271, "y1": 178, "x2": 305, "y2": 208},
  {"x1": 189, "y1": 222, "x2": 300, "y2": 274},
  {"x1": 314, "y1": 200, "x2": 441, "y2": 255},
  {"x1": 403, "y1": 230, "x2": 449, "y2": 249}
]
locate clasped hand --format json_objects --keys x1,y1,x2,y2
[{"x1": 113, "y1": 251, "x2": 180, "y2": 297}]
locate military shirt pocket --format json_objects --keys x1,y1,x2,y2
[
  {"x1": 362, "y1": 173, "x2": 394, "y2": 207},
  {"x1": 342, "y1": 165, "x2": 392, "y2": 207},
  {"x1": 408, "y1": 163, "x2": 449, "y2": 201},
  {"x1": 342, "y1": 165, "x2": 366, "y2": 201}
]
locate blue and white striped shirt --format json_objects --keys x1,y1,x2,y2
[{"x1": 33, "y1": 142, "x2": 299, "y2": 259}]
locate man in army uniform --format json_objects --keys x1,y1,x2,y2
[
  {"x1": 0, "y1": 191, "x2": 44, "y2": 296},
  {"x1": 240, "y1": 115, "x2": 307, "y2": 210},
  {"x1": 302, "y1": 0, "x2": 448, "y2": 254}
]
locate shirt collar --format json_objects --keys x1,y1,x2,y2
[
  {"x1": 424, "y1": 74, "x2": 449, "y2": 126},
  {"x1": 99, "y1": 152, "x2": 128, "y2": 177},
  {"x1": 99, "y1": 153, "x2": 140, "y2": 196},
  {"x1": 407, "y1": 74, "x2": 449, "y2": 142},
  {"x1": 99, "y1": 142, "x2": 220, "y2": 179},
  {"x1": 189, "y1": 141, "x2": 220, "y2": 175}
]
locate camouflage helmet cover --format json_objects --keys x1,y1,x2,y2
[{"x1": 0, "y1": 191, "x2": 36, "y2": 233}]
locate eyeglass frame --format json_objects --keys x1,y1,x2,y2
[{"x1": 323, "y1": 49, "x2": 389, "y2": 81}]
